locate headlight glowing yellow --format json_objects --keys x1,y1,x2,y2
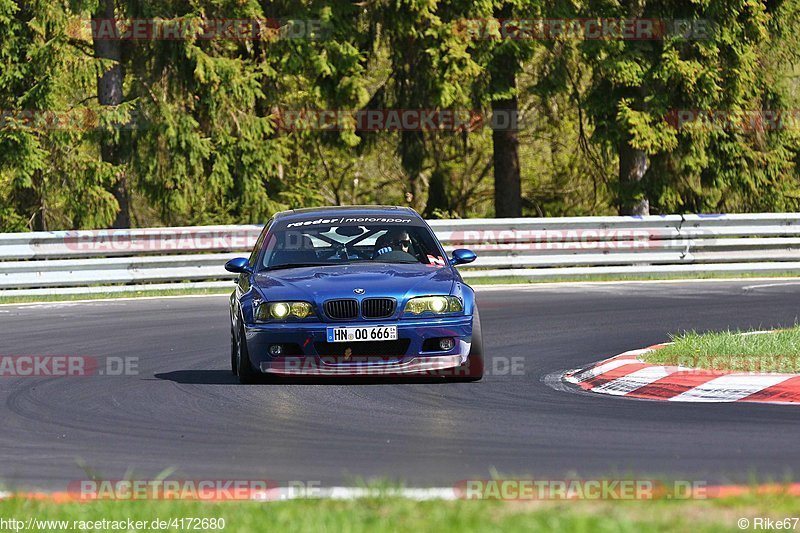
[
  {"x1": 403, "y1": 296, "x2": 463, "y2": 315},
  {"x1": 290, "y1": 302, "x2": 313, "y2": 319},
  {"x1": 255, "y1": 301, "x2": 315, "y2": 321}
]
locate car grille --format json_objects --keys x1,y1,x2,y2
[
  {"x1": 324, "y1": 299, "x2": 359, "y2": 320},
  {"x1": 361, "y1": 298, "x2": 396, "y2": 319},
  {"x1": 314, "y1": 339, "x2": 411, "y2": 357}
]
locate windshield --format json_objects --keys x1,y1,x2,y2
[{"x1": 259, "y1": 223, "x2": 447, "y2": 270}]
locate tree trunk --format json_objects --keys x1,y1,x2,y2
[
  {"x1": 616, "y1": 0, "x2": 649, "y2": 216},
  {"x1": 489, "y1": 4, "x2": 521, "y2": 218},
  {"x1": 92, "y1": 0, "x2": 130, "y2": 228},
  {"x1": 399, "y1": 130, "x2": 425, "y2": 212},
  {"x1": 424, "y1": 164, "x2": 449, "y2": 218},
  {"x1": 617, "y1": 139, "x2": 649, "y2": 215},
  {"x1": 492, "y1": 96, "x2": 521, "y2": 217},
  {"x1": 15, "y1": 172, "x2": 46, "y2": 231}
]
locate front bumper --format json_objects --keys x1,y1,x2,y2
[
  {"x1": 260, "y1": 354, "x2": 464, "y2": 375},
  {"x1": 244, "y1": 315, "x2": 472, "y2": 376}
]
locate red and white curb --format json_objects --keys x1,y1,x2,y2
[{"x1": 564, "y1": 344, "x2": 800, "y2": 404}]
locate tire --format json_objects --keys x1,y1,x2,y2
[
  {"x1": 230, "y1": 327, "x2": 238, "y2": 376},
  {"x1": 452, "y1": 307, "x2": 484, "y2": 382},
  {"x1": 234, "y1": 323, "x2": 260, "y2": 384}
]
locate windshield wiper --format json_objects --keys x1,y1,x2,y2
[{"x1": 265, "y1": 262, "x2": 332, "y2": 271}]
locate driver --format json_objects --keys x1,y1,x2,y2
[{"x1": 374, "y1": 229, "x2": 411, "y2": 258}]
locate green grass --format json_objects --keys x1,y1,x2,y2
[
  {"x1": 0, "y1": 287, "x2": 232, "y2": 305},
  {"x1": 464, "y1": 271, "x2": 800, "y2": 285},
  {"x1": 642, "y1": 326, "x2": 800, "y2": 373},
  {"x1": 1, "y1": 493, "x2": 799, "y2": 532}
]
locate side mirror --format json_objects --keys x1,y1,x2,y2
[
  {"x1": 450, "y1": 248, "x2": 477, "y2": 266},
  {"x1": 225, "y1": 257, "x2": 252, "y2": 274}
]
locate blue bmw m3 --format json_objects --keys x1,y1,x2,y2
[{"x1": 224, "y1": 206, "x2": 483, "y2": 383}]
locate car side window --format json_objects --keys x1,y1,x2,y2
[
  {"x1": 259, "y1": 234, "x2": 278, "y2": 269},
  {"x1": 248, "y1": 220, "x2": 272, "y2": 269}
]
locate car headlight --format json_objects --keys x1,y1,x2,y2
[
  {"x1": 255, "y1": 301, "x2": 315, "y2": 321},
  {"x1": 403, "y1": 296, "x2": 463, "y2": 315}
]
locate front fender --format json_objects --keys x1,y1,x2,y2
[{"x1": 451, "y1": 280, "x2": 477, "y2": 316}]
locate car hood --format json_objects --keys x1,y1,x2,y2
[{"x1": 252, "y1": 263, "x2": 457, "y2": 303}]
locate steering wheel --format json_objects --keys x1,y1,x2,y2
[
  {"x1": 333, "y1": 242, "x2": 371, "y2": 260},
  {"x1": 346, "y1": 244, "x2": 372, "y2": 259}
]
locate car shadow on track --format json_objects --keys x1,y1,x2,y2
[
  {"x1": 154, "y1": 370, "x2": 239, "y2": 385},
  {"x1": 154, "y1": 370, "x2": 465, "y2": 386}
]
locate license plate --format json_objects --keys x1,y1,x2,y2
[{"x1": 326, "y1": 325, "x2": 398, "y2": 343}]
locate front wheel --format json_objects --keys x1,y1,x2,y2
[
  {"x1": 234, "y1": 324, "x2": 260, "y2": 384},
  {"x1": 230, "y1": 327, "x2": 237, "y2": 375},
  {"x1": 452, "y1": 307, "x2": 484, "y2": 381}
]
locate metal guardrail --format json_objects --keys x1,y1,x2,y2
[{"x1": 1, "y1": 214, "x2": 800, "y2": 296}]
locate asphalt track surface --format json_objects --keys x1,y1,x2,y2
[{"x1": 2, "y1": 279, "x2": 800, "y2": 491}]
